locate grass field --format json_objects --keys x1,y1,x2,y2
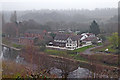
[
  {"x1": 2, "y1": 38, "x2": 24, "y2": 49},
  {"x1": 45, "y1": 45, "x2": 94, "y2": 56},
  {"x1": 45, "y1": 44, "x2": 118, "y2": 67},
  {"x1": 92, "y1": 44, "x2": 118, "y2": 53},
  {"x1": 45, "y1": 49, "x2": 67, "y2": 56},
  {"x1": 45, "y1": 45, "x2": 95, "y2": 62},
  {"x1": 72, "y1": 45, "x2": 94, "y2": 52}
]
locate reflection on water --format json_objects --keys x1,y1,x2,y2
[
  {"x1": 1, "y1": 47, "x2": 7, "y2": 59},
  {"x1": 68, "y1": 67, "x2": 91, "y2": 78},
  {"x1": 50, "y1": 67, "x2": 91, "y2": 78},
  {"x1": 2, "y1": 46, "x2": 19, "y2": 60},
  {"x1": 16, "y1": 55, "x2": 24, "y2": 63},
  {"x1": 2, "y1": 46, "x2": 91, "y2": 78}
]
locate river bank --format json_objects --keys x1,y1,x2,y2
[{"x1": 1, "y1": 43, "x2": 119, "y2": 78}]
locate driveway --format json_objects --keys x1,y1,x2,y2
[{"x1": 82, "y1": 45, "x2": 103, "y2": 55}]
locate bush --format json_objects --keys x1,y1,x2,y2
[
  {"x1": 39, "y1": 46, "x2": 46, "y2": 52},
  {"x1": 12, "y1": 44, "x2": 24, "y2": 48}
]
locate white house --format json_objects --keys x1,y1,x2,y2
[
  {"x1": 48, "y1": 33, "x2": 101, "y2": 50},
  {"x1": 66, "y1": 36, "x2": 81, "y2": 49},
  {"x1": 81, "y1": 33, "x2": 101, "y2": 44},
  {"x1": 51, "y1": 34, "x2": 81, "y2": 49}
]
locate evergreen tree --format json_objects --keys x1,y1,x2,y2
[
  {"x1": 10, "y1": 11, "x2": 17, "y2": 23},
  {"x1": 89, "y1": 20, "x2": 100, "y2": 35}
]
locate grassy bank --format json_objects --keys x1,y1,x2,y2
[
  {"x1": 72, "y1": 45, "x2": 94, "y2": 53},
  {"x1": 2, "y1": 38, "x2": 24, "y2": 49},
  {"x1": 91, "y1": 44, "x2": 118, "y2": 53},
  {"x1": 45, "y1": 45, "x2": 94, "y2": 56},
  {"x1": 45, "y1": 49, "x2": 67, "y2": 56},
  {"x1": 45, "y1": 44, "x2": 118, "y2": 67},
  {"x1": 12, "y1": 43, "x2": 24, "y2": 49},
  {"x1": 45, "y1": 45, "x2": 95, "y2": 62}
]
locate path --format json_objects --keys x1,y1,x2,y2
[
  {"x1": 82, "y1": 45, "x2": 103, "y2": 55},
  {"x1": 2, "y1": 43, "x2": 21, "y2": 51}
]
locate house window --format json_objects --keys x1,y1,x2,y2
[{"x1": 67, "y1": 40, "x2": 69, "y2": 43}]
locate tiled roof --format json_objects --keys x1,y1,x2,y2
[
  {"x1": 25, "y1": 29, "x2": 43, "y2": 34},
  {"x1": 19, "y1": 37, "x2": 36, "y2": 40},
  {"x1": 86, "y1": 33, "x2": 94, "y2": 36},
  {"x1": 82, "y1": 37, "x2": 97, "y2": 41},
  {"x1": 54, "y1": 33, "x2": 69, "y2": 40},
  {"x1": 69, "y1": 35, "x2": 80, "y2": 41},
  {"x1": 54, "y1": 33, "x2": 81, "y2": 41}
]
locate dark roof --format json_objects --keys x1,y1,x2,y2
[
  {"x1": 86, "y1": 33, "x2": 94, "y2": 36},
  {"x1": 83, "y1": 37, "x2": 97, "y2": 41},
  {"x1": 25, "y1": 29, "x2": 43, "y2": 34},
  {"x1": 69, "y1": 35, "x2": 80, "y2": 41},
  {"x1": 54, "y1": 33, "x2": 80, "y2": 41},
  {"x1": 54, "y1": 34, "x2": 69, "y2": 40},
  {"x1": 19, "y1": 37, "x2": 36, "y2": 40}
]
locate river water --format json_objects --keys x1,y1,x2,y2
[{"x1": 1, "y1": 46, "x2": 91, "y2": 78}]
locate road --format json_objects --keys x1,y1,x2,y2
[{"x1": 83, "y1": 45, "x2": 103, "y2": 55}]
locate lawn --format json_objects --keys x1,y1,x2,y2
[
  {"x1": 72, "y1": 45, "x2": 94, "y2": 52},
  {"x1": 45, "y1": 45, "x2": 96, "y2": 62},
  {"x1": 2, "y1": 38, "x2": 24, "y2": 49},
  {"x1": 45, "y1": 44, "x2": 118, "y2": 67},
  {"x1": 45, "y1": 45, "x2": 94, "y2": 56},
  {"x1": 97, "y1": 42, "x2": 103, "y2": 46},
  {"x1": 45, "y1": 45, "x2": 95, "y2": 62},
  {"x1": 92, "y1": 44, "x2": 117, "y2": 53},
  {"x1": 99, "y1": 45, "x2": 117, "y2": 53},
  {"x1": 12, "y1": 44, "x2": 24, "y2": 49},
  {"x1": 45, "y1": 49, "x2": 67, "y2": 56}
]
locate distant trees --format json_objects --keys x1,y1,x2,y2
[
  {"x1": 99, "y1": 34, "x2": 106, "y2": 43},
  {"x1": 89, "y1": 20, "x2": 100, "y2": 35},
  {"x1": 18, "y1": 19, "x2": 51, "y2": 34},
  {"x1": 91, "y1": 38, "x2": 98, "y2": 45},
  {"x1": 4, "y1": 23, "x2": 17, "y2": 37},
  {"x1": 50, "y1": 33, "x2": 56, "y2": 39},
  {"x1": 109, "y1": 32, "x2": 118, "y2": 49},
  {"x1": 10, "y1": 11, "x2": 17, "y2": 23}
]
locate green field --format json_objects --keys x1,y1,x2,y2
[
  {"x1": 45, "y1": 45, "x2": 95, "y2": 61},
  {"x1": 45, "y1": 44, "x2": 118, "y2": 67},
  {"x1": 2, "y1": 38, "x2": 24, "y2": 49},
  {"x1": 72, "y1": 45, "x2": 94, "y2": 52},
  {"x1": 12, "y1": 44, "x2": 24, "y2": 49},
  {"x1": 92, "y1": 44, "x2": 118, "y2": 53},
  {"x1": 45, "y1": 45, "x2": 94, "y2": 55},
  {"x1": 45, "y1": 49, "x2": 67, "y2": 56}
]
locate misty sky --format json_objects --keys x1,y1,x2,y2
[{"x1": 1, "y1": 0, "x2": 119, "y2": 11}]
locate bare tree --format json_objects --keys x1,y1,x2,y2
[{"x1": 53, "y1": 55, "x2": 78, "y2": 79}]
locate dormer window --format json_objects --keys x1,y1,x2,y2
[{"x1": 70, "y1": 41, "x2": 72, "y2": 43}]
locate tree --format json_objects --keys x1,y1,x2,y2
[
  {"x1": 50, "y1": 33, "x2": 56, "y2": 39},
  {"x1": 89, "y1": 20, "x2": 100, "y2": 35},
  {"x1": 54, "y1": 54, "x2": 78, "y2": 79},
  {"x1": 10, "y1": 11, "x2": 17, "y2": 23},
  {"x1": 91, "y1": 38, "x2": 98, "y2": 45},
  {"x1": 109, "y1": 32, "x2": 118, "y2": 49},
  {"x1": 4, "y1": 23, "x2": 17, "y2": 37},
  {"x1": 99, "y1": 34, "x2": 106, "y2": 43}
]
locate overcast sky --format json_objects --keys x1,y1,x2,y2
[{"x1": 0, "y1": 0, "x2": 119, "y2": 11}]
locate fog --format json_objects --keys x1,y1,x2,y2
[{"x1": 1, "y1": 0, "x2": 119, "y2": 11}]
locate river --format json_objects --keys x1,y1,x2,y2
[{"x1": 1, "y1": 46, "x2": 91, "y2": 78}]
